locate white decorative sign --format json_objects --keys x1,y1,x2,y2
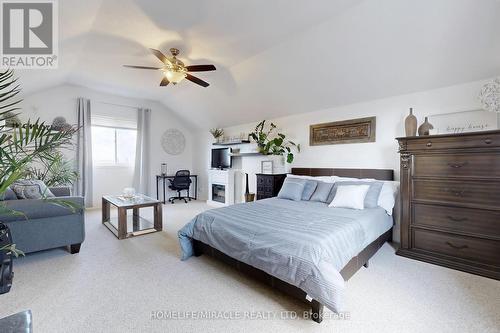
[{"x1": 428, "y1": 110, "x2": 499, "y2": 135}]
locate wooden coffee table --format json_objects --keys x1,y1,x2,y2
[{"x1": 102, "y1": 194, "x2": 162, "y2": 239}]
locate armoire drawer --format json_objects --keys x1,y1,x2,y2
[
  {"x1": 413, "y1": 179, "x2": 500, "y2": 208},
  {"x1": 412, "y1": 204, "x2": 500, "y2": 239},
  {"x1": 413, "y1": 153, "x2": 500, "y2": 178},
  {"x1": 405, "y1": 133, "x2": 500, "y2": 151},
  {"x1": 412, "y1": 229, "x2": 500, "y2": 267}
]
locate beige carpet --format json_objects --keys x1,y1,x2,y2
[{"x1": 1, "y1": 201, "x2": 499, "y2": 333}]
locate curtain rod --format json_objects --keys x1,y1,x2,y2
[{"x1": 94, "y1": 101, "x2": 140, "y2": 110}]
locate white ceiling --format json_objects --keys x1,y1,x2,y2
[{"x1": 17, "y1": 0, "x2": 500, "y2": 128}]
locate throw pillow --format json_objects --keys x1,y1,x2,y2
[
  {"x1": 329, "y1": 185, "x2": 370, "y2": 210},
  {"x1": 11, "y1": 180, "x2": 55, "y2": 199},
  {"x1": 309, "y1": 181, "x2": 335, "y2": 203},
  {"x1": 0, "y1": 187, "x2": 17, "y2": 201},
  {"x1": 328, "y1": 181, "x2": 383, "y2": 208},
  {"x1": 377, "y1": 181, "x2": 399, "y2": 215},
  {"x1": 277, "y1": 178, "x2": 306, "y2": 201},
  {"x1": 301, "y1": 180, "x2": 318, "y2": 201}
]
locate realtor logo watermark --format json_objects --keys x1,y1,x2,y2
[{"x1": 1, "y1": 0, "x2": 58, "y2": 68}]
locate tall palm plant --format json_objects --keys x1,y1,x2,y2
[
  {"x1": 0, "y1": 69, "x2": 78, "y2": 256},
  {"x1": 0, "y1": 69, "x2": 77, "y2": 193}
]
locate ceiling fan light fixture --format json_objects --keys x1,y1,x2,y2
[
  {"x1": 125, "y1": 48, "x2": 215, "y2": 87},
  {"x1": 165, "y1": 70, "x2": 186, "y2": 84}
]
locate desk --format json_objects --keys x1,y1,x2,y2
[{"x1": 156, "y1": 174, "x2": 198, "y2": 204}]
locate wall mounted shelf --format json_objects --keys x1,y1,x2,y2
[
  {"x1": 229, "y1": 152, "x2": 262, "y2": 157},
  {"x1": 212, "y1": 140, "x2": 250, "y2": 146}
]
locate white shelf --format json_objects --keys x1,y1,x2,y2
[{"x1": 229, "y1": 152, "x2": 261, "y2": 157}]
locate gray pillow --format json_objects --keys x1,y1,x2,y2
[
  {"x1": 310, "y1": 181, "x2": 335, "y2": 203},
  {"x1": 301, "y1": 180, "x2": 318, "y2": 201},
  {"x1": 11, "y1": 180, "x2": 55, "y2": 199},
  {"x1": 0, "y1": 187, "x2": 17, "y2": 201},
  {"x1": 277, "y1": 178, "x2": 306, "y2": 201},
  {"x1": 329, "y1": 181, "x2": 383, "y2": 208}
]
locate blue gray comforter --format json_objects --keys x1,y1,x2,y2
[{"x1": 178, "y1": 198, "x2": 392, "y2": 313}]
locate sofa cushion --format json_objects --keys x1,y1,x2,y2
[
  {"x1": 0, "y1": 187, "x2": 17, "y2": 201},
  {"x1": 11, "y1": 180, "x2": 55, "y2": 199},
  {"x1": 0, "y1": 196, "x2": 84, "y2": 222}
]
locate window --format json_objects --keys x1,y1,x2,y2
[
  {"x1": 91, "y1": 125, "x2": 137, "y2": 166},
  {"x1": 91, "y1": 108, "x2": 137, "y2": 167}
]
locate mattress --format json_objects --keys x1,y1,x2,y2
[{"x1": 178, "y1": 198, "x2": 393, "y2": 312}]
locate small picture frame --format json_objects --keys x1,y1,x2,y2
[{"x1": 261, "y1": 160, "x2": 273, "y2": 174}]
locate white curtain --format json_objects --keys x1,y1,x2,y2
[
  {"x1": 75, "y1": 98, "x2": 93, "y2": 207},
  {"x1": 133, "y1": 108, "x2": 151, "y2": 195}
]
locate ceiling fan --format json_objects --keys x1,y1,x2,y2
[{"x1": 123, "y1": 48, "x2": 216, "y2": 87}]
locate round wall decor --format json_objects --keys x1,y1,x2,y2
[{"x1": 161, "y1": 128, "x2": 186, "y2": 155}]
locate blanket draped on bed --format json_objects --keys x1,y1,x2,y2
[{"x1": 178, "y1": 198, "x2": 367, "y2": 313}]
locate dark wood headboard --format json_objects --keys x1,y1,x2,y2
[{"x1": 291, "y1": 168, "x2": 394, "y2": 181}]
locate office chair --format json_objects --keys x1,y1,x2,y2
[{"x1": 168, "y1": 170, "x2": 192, "y2": 204}]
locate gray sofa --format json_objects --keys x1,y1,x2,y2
[{"x1": 0, "y1": 187, "x2": 85, "y2": 254}]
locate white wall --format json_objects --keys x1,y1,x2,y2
[
  {"x1": 195, "y1": 78, "x2": 494, "y2": 200},
  {"x1": 19, "y1": 84, "x2": 195, "y2": 207}
]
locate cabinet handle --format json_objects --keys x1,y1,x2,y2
[
  {"x1": 444, "y1": 188, "x2": 466, "y2": 197},
  {"x1": 485, "y1": 138, "x2": 492, "y2": 144},
  {"x1": 446, "y1": 216, "x2": 468, "y2": 222},
  {"x1": 447, "y1": 162, "x2": 468, "y2": 168},
  {"x1": 446, "y1": 241, "x2": 468, "y2": 250},
  {"x1": 426, "y1": 142, "x2": 432, "y2": 147}
]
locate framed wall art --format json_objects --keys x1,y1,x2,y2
[
  {"x1": 309, "y1": 116, "x2": 376, "y2": 146},
  {"x1": 261, "y1": 160, "x2": 273, "y2": 174}
]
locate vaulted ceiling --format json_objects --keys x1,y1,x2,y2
[{"x1": 16, "y1": 0, "x2": 500, "y2": 128}]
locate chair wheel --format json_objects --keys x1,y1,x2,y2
[{"x1": 171, "y1": 201, "x2": 174, "y2": 204}]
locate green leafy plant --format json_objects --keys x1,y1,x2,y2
[
  {"x1": 209, "y1": 128, "x2": 224, "y2": 139},
  {"x1": 0, "y1": 243, "x2": 24, "y2": 257},
  {"x1": 0, "y1": 69, "x2": 78, "y2": 260},
  {"x1": 25, "y1": 151, "x2": 79, "y2": 187},
  {"x1": 249, "y1": 120, "x2": 300, "y2": 163}
]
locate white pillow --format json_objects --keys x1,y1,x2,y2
[
  {"x1": 328, "y1": 185, "x2": 370, "y2": 210},
  {"x1": 331, "y1": 176, "x2": 399, "y2": 215},
  {"x1": 287, "y1": 174, "x2": 336, "y2": 183},
  {"x1": 377, "y1": 181, "x2": 399, "y2": 215}
]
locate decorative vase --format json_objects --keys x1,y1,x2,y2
[
  {"x1": 418, "y1": 117, "x2": 434, "y2": 136},
  {"x1": 244, "y1": 173, "x2": 255, "y2": 202},
  {"x1": 0, "y1": 223, "x2": 14, "y2": 295},
  {"x1": 404, "y1": 108, "x2": 417, "y2": 137}
]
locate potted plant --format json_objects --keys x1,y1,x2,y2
[
  {"x1": 25, "y1": 151, "x2": 79, "y2": 187},
  {"x1": 0, "y1": 69, "x2": 77, "y2": 294},
  {"x1": 249, "y1": 120, "x2": 300, "y2": 163},
  {"x1": 209, "y1": 128, "x2": 224, "y2": 143}
]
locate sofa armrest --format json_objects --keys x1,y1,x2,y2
[{"x1": 50, "y1": 186, "x2": 71, "y2": 197}]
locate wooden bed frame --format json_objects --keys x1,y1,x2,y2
[{"x1": 193, "y1": 167, "x2": 394, "y2": 323}]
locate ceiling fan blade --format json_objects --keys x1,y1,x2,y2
[
  {"x1": 123, "y1": 65, "x2": 161, "y2": 70},
  {"x1": 185, "y1": 74, "x2": 209, "y2": 87},
  {"x1": 149, "y1": 48, "x2": 169, "y2": 64},
  {"x1": 185, "y1": 64, "x2": 216, "y2": 72},
  {"x1": 160, "y1": 77, "x2": 170, "y2": 86}
]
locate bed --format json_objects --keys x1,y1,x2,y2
[{"x1": 178, "y1": 168, "x2": 395, "y2": 323}]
